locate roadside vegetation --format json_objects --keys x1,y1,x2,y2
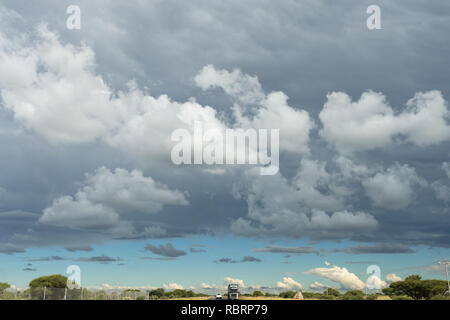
[{"x1": 0, "y1": 274, "x2": 448, "y2": 300}]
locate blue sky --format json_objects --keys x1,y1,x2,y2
[{"x1": 3, "y1": 236, "x2": 448, "y2": 290}]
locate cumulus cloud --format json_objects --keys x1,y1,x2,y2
[
  {"x1": 195, "y1": 65, "x2": 315, "y2": 154},
  {"x1": 0, "y1": 26, "x2": 314, "y2": 169},
  {"x1": 144, "y1": 243, "x2": 186, "y2": 258},
  {"x1": 363, "y1": 164, "x2": 426, "y2": 210},
  {"x1": 304, "y1": 265, "x2": 366, "y2": 290},
  {"x1": 231, "y1": 166, "x2": 378, "y2": 239},
  {"x1": 200, "y1": 283, "x2": 220, "y2": 290},
  {"x1": 319, "y1": 90, "x2": 450, "y2": 153},
  {"x1": 194, "y1": 64, "x2": 265, "y2": 106},
  {"x1": 432, "y1": 181, "x2": 450, "y2": 202},
  {"x1": 443, "y1": 162, "x2": 450, "y2": 178},
  {"x1": 309, "y1": 281, "x2": 327, "y2": 290},
  {"x1": 224, "y1": 277, "x2": 245, "y2": 288},
  {"x1": 276, "y1": 277, "x2": 302, "y2": 290},
  {"x1": 385, "y1": 273, "x2": 402, "y2": 283},
  {"x1": 162, "y1": 282, "x2": 184, "y2": 290},
  {"x1": 39, "y1": 167, "x2": 188, "y2": 237}
]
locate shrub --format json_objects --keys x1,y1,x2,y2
[
  {"x1": 279, "y1": 291, "x2": 296, "y2": 298},
  {"x1": 391, "y1": 295, "x2": 413, "y2": 300},
  {"x1": 430, "y1": 294, "x2": 450, "y2": 300}
]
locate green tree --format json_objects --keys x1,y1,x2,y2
[
  {"x1": 343, "y1": 290, "x2": 364, "y2": 300},
  {"x1": 405, "y1": 275, "x2": 421, "y2": 281},
  {"x1": 148, "y1": 288, "x2": 165, "y2": 299},
  {"x1": 279, "y1": 291, "x2": 296, "y2": 298},
  {"x1": 253, "y1": 290, "x2": 263, "y2": 297},
  {"x1": 324, "y1": 288, "x2": 341, "y2": 297},
  {"x1": 29, "y1": 274, "x2": 68, "y2": 300},
  {"x1": 0, "y1": 282, "x2": 10, "y2": 294},
  {"x1": 386, "y1": 275, "x2": 447, "y2": 299}
]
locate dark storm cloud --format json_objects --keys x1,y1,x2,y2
[
  {"x1": 144, "y1": 243, "x2": 186, "y2": 258},
  {"x1": 190, "y1": 247, "x2": 206, "y2": 253},
  {"x1": 0, "y1": 0, "x2": 449, "y2": 251},
  {"x1": 0, "y1": 243, "x2": 25, "y2": 254},
  {"x1": 64, "y1": 245, "x2": 94, "y2": 252},
  {"x1": 332, "y1": 243, "x2": 415, "y2": 254},
  {"x1": 22, "y1": 267, "x2": 37, "y2": 272},
  {"x1": 241, "y1": 256, "x2": 262, "y2": 263},
  {"x1": 214, "y1": 256, "x2": 261, "y2": 263},
  {"x1": 254, "y1": 246, "x2": 320, "y2": 255},
  {"x1": 344, "y1": 261, "x2": 378, "y2": 265},
  {"x1": 140, "y1": 257, "x2": 176, "y2": 261},
  {"x1": 26, "y1": 256, "x2": 66, "y2": 262},
  {"x1": 76, "y1": 255, "x2": 121, "y2": 263},
  {"x1": 24, "y1": 255, "x2": 121, "y2": 263}
]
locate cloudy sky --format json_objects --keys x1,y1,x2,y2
[{"x1": 0, "y1": 0, "x2": 449, "y2": 292}]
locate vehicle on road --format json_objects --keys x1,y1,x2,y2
[
  {"x1": 215, "y1": 294, "x2": 222, "y2": 300},
  {"x1": 227, "y1": 284, "x2": 239, "y2": 300}
]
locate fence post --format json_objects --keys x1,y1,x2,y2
[
  {"x1": 64, "y1": 288, "x2": 67, "y2": 300},
  {"x1": 43, "y1": 287, "x2": 46, "y2": 300}
]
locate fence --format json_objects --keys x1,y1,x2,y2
[{"x1": 0, "y1": 288, "x2": 149, "y2": 300}]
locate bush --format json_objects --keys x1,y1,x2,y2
[
  {"x1": 343, "y1": 290, "x2": 364, "y2": 300},
  {"x1": 29, "y1": 274, "x2": 68, "y2": 300},
  {"x1": 279, "y1": 291, "x2": 296, "y2": 298},
  {"x1": 0, "y1": 291, "x2": 15, "y2": 300},
  {"x1": 342, "y1": 295, "x2": 364, "y2": 300},
  {"x1": 253, "y1": 290, "x2": 263, "y2": 297},
  {"x1": 430, "y1": 294, "x2": 450, "y2": 300},
  {"x1": 391, "y1": 295, "x2": 414, "y2": 300},
  {"x1": 324, "y1": 288, "x2": 341, "y2": 297}
]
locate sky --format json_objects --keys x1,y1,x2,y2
[{"x1": 0, "y1": 0, "x2": 449, "y2": 293}]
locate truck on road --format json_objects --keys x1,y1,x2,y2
[{"x1": 227, "y1": 284, "x2": 239, "y2": 300}]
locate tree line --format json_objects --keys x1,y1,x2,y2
[{"x1": 0, "y1": 274, "x2": 449, "y2": 300}]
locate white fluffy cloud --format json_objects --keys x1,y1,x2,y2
[
  {"x1": 0, "y1": 27, "x2": 314, "y2": 167},
  {"x1": 276, "y1": 277, "x2": 302, "y2": 290},
  {"x1": 431, "y1": 181, "x2": 450, "y2": 202},
  {"x1": 231, "y1": 165, "x2": 378, "y2": 239},
  {"x1": 195, "y1": 65, "x2": 315, "y2": 154},
  {"x1": 224, "y1": 277, "x2": 246, "y2": 288},
  {"x1": 194, "y1": 64, "x2": 265, "y2": 106},
  {"x1": 363, "y1": 164, "x2": 427, "y2": 210},
  {"x1": 163, "y1": 282, "x2": 184, "y2": 290},
  {"x1": 309, "y1": 281, "x2": 327, "y2": 290},
  {"x1": 385, "y1": 273, "x2": 402, "y2": 283},
  {"x1": 304, "y1": 265, "x2": 366, "y2": 290},
  {"x1": 39, "y1": 167, "x2": 189, "y2": 236},
  {"x1": 319, "y1": 91, "x2": 450, "y2": 153},
  {"x1": 442, "y1": 162, "x2": 450, "y2": 178}
]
